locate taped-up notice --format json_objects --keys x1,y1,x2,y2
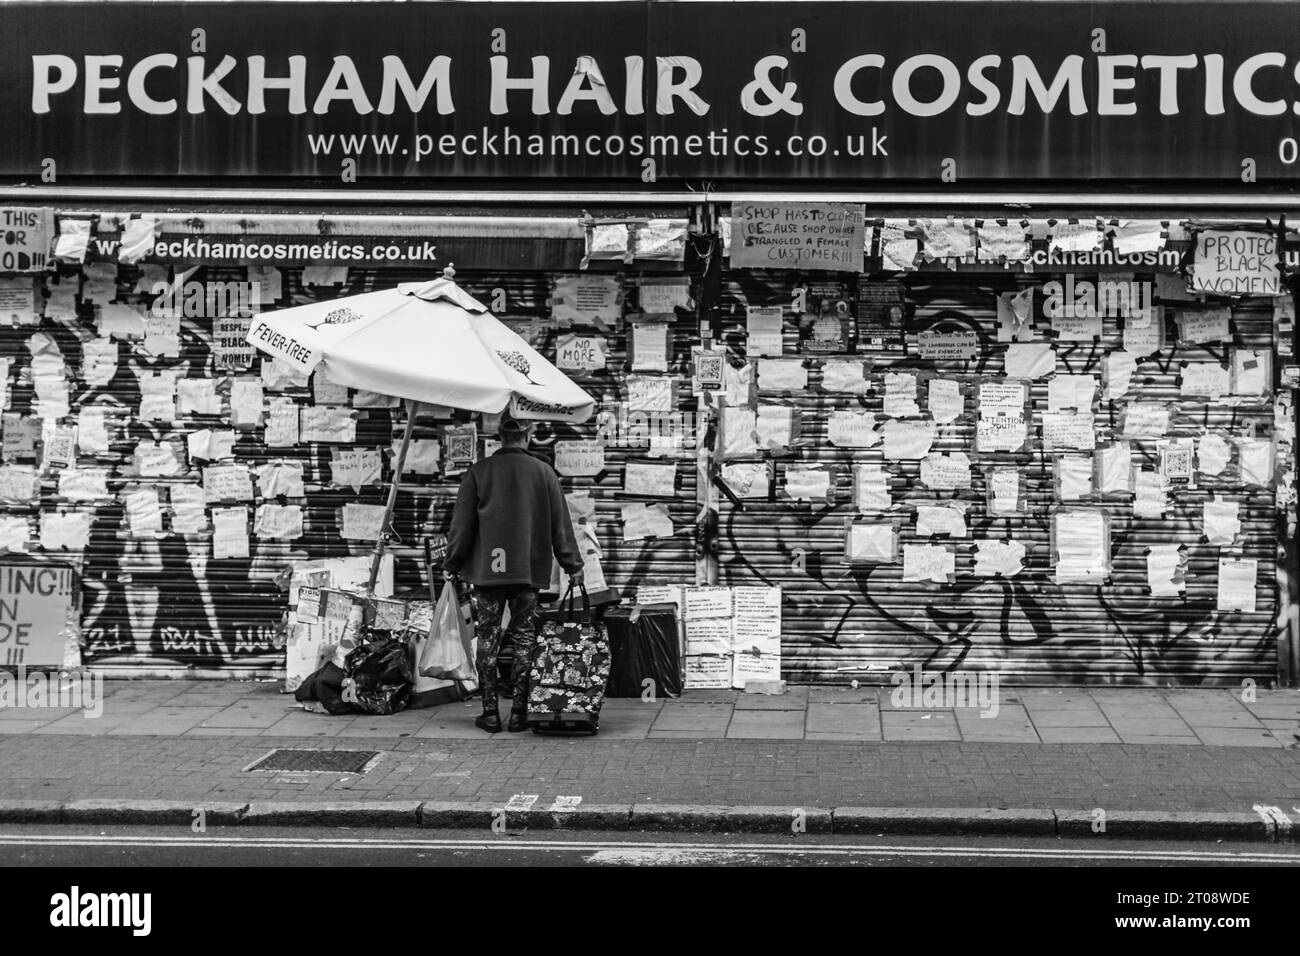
[
  {"x1": 187, "y1": 429, "x2": 235, "y2": 463},
  {"x1": 300, "y1": 406, "x2": 356, "y2": 443},
  {"x1": 1180, "y1": 362, "x2": 1230, "y2": 399},
  {"x1": 1095, "y1": 442, "x2": 1133, "y2": 495},
  {"x1": 555, "y1": 439, "x2": 605, "y2": 477},
  {"x1": 723, "y1": 361, "x2": 755, "y2": 407},
  {"x1": 124, "y1": 487, "x2": 164, "y2": 537},
  {"x1": 143, "y1": 313, "x2": 181, "y2": 357},
  {"x1": 757, "y1": 358, "x2": 807, "y2": 391},
  {"x1": 340, "y1": 502, "x2": 386, "y2": 541},
  {"x1": 822, "y1": 360, "x2": 870, "y2": 395},
  {"x1": 1157, "y1": 437, "x2": 1195, "y2": 483},
  {"x1": 783, "y1": 464, "x2": 831, "y2": 501},
  {"x1": 169, "y1": 484, "x2": 207, "y2": 534},
  {"x1": 58, "y1": 467, "x2": 109, "y2": 502},
  {"x1": 312, "y1": 370, "x2": 349, "y2": 405},
  {"x1": 1176, "y1": 308, "x2": 1231, "y2": 345},
  {"x1": 973, "y1": 539, "x2": 1026, "y2": 578},
  {"x1": 0, "y1": 277, "x2": 39, "y2": 326},
  {"x1": 1133, "y1": 470, "x2": 1169, "y2": 518},
  {"x1": 827, "y1": 409, "x2": 879, "y2": 448},
  {"x1": 117, "y1": 217, "x2": 159, "y2": 265},
  {"x1": 1052, "y1": 509, "x2": 1109, "y2": 583},
  {"x1": 916, "y1": 330, "x2": 979, "y2": 362},
  {"x1": 1103, "y1": 351, "x2": 1137, "y2": 400},
  {"x1": 1238, "y1": 439, "x2": 1274, "y2": 487},
  {"x1": 755, "y1": 404, "x2": 796, "y2": 453},
  {"x1": 1055, "y1": 454, "x2": 1094, "y2": 500},
  {"x1": 979, "y1": 381, "x2": 1026, "y2": 418},
  {"x1": 391, "y1": 439, "x2": 440, "y2": 476},
  {"x1": 555, "y1": 333, "x2": 608, "y2": 372},
  {"x1": 40, "y1": 421, "x2": 77, "y2": 472},
  {"x1": 247, "y1": 265, "x2": 283, "y2": 304},
  {"x1": 1047, "y1": 375, "x2": 1096, "y2": 412},
  {"x1": 133, "y1": 439, "x2": 183, "y2": 477},
  {"x1": 265, "y1": 398, "x2": 300, "y2": 447},
  {"x1": 1048, "y1": 220, "x2": 1102, "y2": 254},
  {"x1": 916, "y1": 502, "x2": 968, "y2": 538},
  {"x1": 211, "y1": 506, "x2": 250, "y2": 559},
  {"x1": 1050, "y1": 310, "x2": 1101, "y2": 343},
  {"x1": 53, "y1": 219, "x2": 90, "y2": 264},
  {"x1": 0, "y1": 464, "x2": 39, "y2": 503},
  {"x1": 843, "y1": 520, "x2": 898, "y2": 564},
  {"x1": 927, "y1": 378, "x2": 963, "y2": 423},
  {"x1": 721, "y1": 407, "x2": 757, "y2": 459},
  {"x1": 255, "y1": 461, "x2": 306, "y2": 499},
  {"x1": 31, "y1": 358, "x2": 69, "y2": 421},
  {"x1": 996, "y1": 288, "x2": 1035, "y2": 343},
  {"x1": 882, "y1": 371, "x2": 920, "y2": 416},
  {"x1": 1147, "y1": 544, "x2": 1187, "y2": 598},
  {"x1": 138, "y1": 392, "x2": 174, "y2": 425},
  {"x1": 902, "y1": 543, "x2": 955, "y2": 584},
  {"x1": 0, "y1": 515, "x2": 30, "y2": 553},
  {"x1": 881, "y1": 234, "x2": 919, "y2": 273},
  {"x1": 1203, "y1": 497, "x2": 1241, "y2": 546},
  {"x1": 987, "y1": 467, "x2": 1023, "y2": 516},
  {"x1": 39, "y1": 511, "x2": 92, "y2": 552},
  {"x1": 977, "y1": 221, "x2": 1029, "y2": 263},
  {"x1": 254, "y1": 503, "x2": 304, "y2": 541},
  {"x1": 1003, "y1": 343, "x2": 1055, "y2": 380},
  {"x1": 921, "y1": 218, "x2": 973, "y2": 261},
  {"x1": 80, "y1": 339, "x2": 118, "y2": 387},
  {"x1": 686, "y1": 615, "x2": 733, "y2": 655},
  {"x1": 920, "y1": 451, "x2": 972, "y2": 490},
  {"x1": 621, "y1": 502, "x2": 674, "y2": 541},
  {"x1": 1231, "y1": 349, "x2": 1269, "y2": 397},
  {"x1": 1192, "y1": 230, "x2": 1280, "y2": 297},
  {"x1": 977, "y1": 414, "x2": 1026, "y2": 453},
  {"x1": 1042, "y1": 411, "x2": 1097, "y2": 452},
  {"x1": 1121, "y1": 402, "x2": 1169, "y2": 438},
  {"x1": 231, "y1": 378, "x2": 265, "y2": 428},
  {"x1": 262, "y1": 357, "x2": 310, "y2": 391},
  {"x1": 685, "y1": 585, "x2": 733, "y2": 621},
  {"x1": 1113, "y1": 220, "x2": 1166, "y2": 256},
  {"x1": 732, "y1": 585, "x2": 781, "y2": 642},
  {"x1": 684, "y1": 654, "x2": 733, "y2": 690},
  {"x1": 213, "y1": 315, "x2": 256, "y2": 373},
  {"x1": 75, "y1": 407, "x2": 110, "y2": 457},
  {"x1": 627, "y1": 374, "x2": 674, "y2": 412},
  {"x1": 630, "y1": 323, "x2": 672, "y2": 372},
  {"x1": 330, "y1": 448, "x2": 382, "y2": 492},
  {"x1": 720, "y1": 461, "x2": 771, "y2": 499},
  {"x1": 1217, "y1": 557, "x2": 1258, "y2": 613},
  {"x1": 177, "y1": 378, "x2": 222, "y2": 416},
  {"x1": 204, "y1": 464, "x2": 254, "y2": 503},
  {"x1": 853, "y1": 463, "x2": 891, "y2": 514},
  {"x1": 1123, "y1": 307, "x2": 1166, "y2": 356},
  {"x1": 1197, "y1": 433, "x2": 1231, "y2": 476},
  {"x1": 746, "y1": 306, "x2": 784, "y2": 358},
  {"x1": 2, "y1": 414, "x2": 38, "y2": 463},
  {"x1": 623, "y1": 460, "x2": 676, "y2": 497},
  {"x1": 882, "y1": 419, "x2": 935, "y2": 460},
  {"x1": 552, "y1": 274, "x2": 622, "y2": 328}
]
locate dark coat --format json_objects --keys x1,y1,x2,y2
[{"x1": 443, "y1": 446, "x2": 583, "y2": 589}]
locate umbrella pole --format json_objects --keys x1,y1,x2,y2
[{"x1": 366, "y1": 398, "x2": 418, "y2": 594}]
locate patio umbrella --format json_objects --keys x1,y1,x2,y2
[{"x1": 245, "y1": 266, "x2": 597, "y2": 590}]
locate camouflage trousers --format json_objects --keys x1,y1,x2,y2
[{"x1": 472, "y1": 586, "x2": 539, "y2": 717}]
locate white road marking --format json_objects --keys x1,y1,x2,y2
[{"x1": 0, "y1": 832, "x2": 1295, "y2": 864}]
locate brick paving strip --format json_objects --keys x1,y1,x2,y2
[{"x1": 0, "y1": 682, "x2": 1298, "y2": 841}]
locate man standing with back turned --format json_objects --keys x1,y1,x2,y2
[{"x1": 443, "y1": 415, "x2": 584, "y2": 734}]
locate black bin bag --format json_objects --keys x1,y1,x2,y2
[{"x1": 603, "y1": 602, "x2": 681, "y2": 699}]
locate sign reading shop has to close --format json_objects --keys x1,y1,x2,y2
[{"x1": 3, "y1": 1, "x2": 1300, "y2": 183}]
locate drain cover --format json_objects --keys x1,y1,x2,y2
[{"x1": 244, "y1": 749, "x2": 379, "y2": 774}]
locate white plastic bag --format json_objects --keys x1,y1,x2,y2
[{"x1": 419, "y1": 580, "x2": 476, "y2": 680}]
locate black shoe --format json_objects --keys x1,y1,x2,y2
[
  {"x1": 507, "y1": 711, "x2": 530, "y2": 733},
  {"x1": 475, "y1": 712, "x2": 503, "y2": 734}
]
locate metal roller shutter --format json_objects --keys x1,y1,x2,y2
[{"x1": 714, "y1": 269, "x2": 1281, "y2": 686}]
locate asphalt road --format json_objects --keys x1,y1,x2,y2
[{"x1": 1, "y1": 825, "x2": 1298, "y2": 867}]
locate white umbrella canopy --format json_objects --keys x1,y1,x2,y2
[{"x1": 244, "y1": 270, "x2": 595, "y2": 423}]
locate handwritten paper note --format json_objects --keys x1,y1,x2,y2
[
  {"x1": 1238, "y1": 439, "x2": 1273, "y2": 487},
  {"x1": 255, "y1": 461, "x2": 306, "y2": 498},
  {"x1": 0, "y1": 464, "x2": 38, "y2": 503},
  {"x1": 1042, "y1": 411, "x2": 1097, "y2": 451},
  {"x1": 916, "y1": 331, "x2": 978, "y2": 361},
  {"x1": 58, "y1": 467, "x2": 109, "y2": 502},
  {"x1": 916, "y1": 503, "x2": 968, "y2": 538},
  {"x1": 134, "y1": 440, "x2": 183, "y2": 477},
  {"x1": 757, "y1": 359, "x2": 807, "y2": 391},
  {"x1": 1096, "y1": 442, "x2": 1133, "y2": 495},
  {"x1": 977, "y1": 221, "x2": 1029, "y2": 262},
  {"x1": 882, "y1": 419, "x2": 935, "y2": 460},
  {"x1": 265, "y1": 398, "x2": 300, "y2": 447},
  {"x1": 1197, "y1": 434, "x2": 1231, "y2": 476},
  {"x1": 1191, "y1": 230, "x2": 1279, "y2": 296},
  {"x1": 177, "y1": 379, "x2": 222, "y2": 416},
  {"x1": 1133, "y1": 470, "x2": 1169, "y2": 518},
  {"x1": 254, "y1": 504, "x2": 304, "y2": 541},
  {"x1": 1176, "y1": 308, "x2": 1231, "y2": 345},
  {"x1": 0, "y1": 515, "x2": 29, "y2": 552},
  {"x1": 976, "y1": 414, "x2": 1026, "y2": 453},
  {"x1": 1049, "y1": 220, "x2": 1101, "y2": 254},
  {"x1": 551, "y1": 439, "x2": 603, "y2": 478},
  {"x1": 627, "y1": 375, "x2": 674, "y2": 411},
  {"x1": 555, "y1": 334, "x2": 608, "y2": 371},
  {"x1": 928, "y1": 378, "x2": 963, "y2": 423},
  {"x1": 391, "y1": 439, "x2": 440, "y2": 476},
  {"x1": 988, "y1": 468, "x2": 1022, "y2": 515},
  {"x1": 1047, "y1": 375, "x2": 1096, "y2": 412},
  {"x1": 552, "y1": 274, "x2": 622, "y2": 328},
  {"x1": 1146, "y1": 544, "x2": 1186, "y2": 598},
  {"x1": 1203, "y1": 498, "x2": 1241, "y2": 546},
  {"x1": 211, "y1": 506, "x2": 250, "y2": 558},
  {"x1": 730, "y1": 201, "x2": 866, "y2": 273},
  {"x1": 124, "y1": 488, "x2": 164, "y2": 537},
  {"x1": 845, "y1": 522, "x2": 897, "y2": 564},
  {"x1": 821, "y1": 360, "x2": 869, "y2": 395},
  {"x1": 186, "y1": 429, "x2": 235, "y2": 463},
  {"x1": 169, "y1": 485, "x2": 207, "y2": 534},
  {"x1": 827, "y1": 410, "x2": 879, "y2": 448},
  {"x1": 973, "y1": 540, "x2": 1026, "y2": 578},
  {"x1": 1217, "y1": 557, "x2": 1258, "y2": 612},
  {"x1": 341, "y1": 502, "x2": 386, "y2": 541},
  {"x1": 624, "y1": 461, "x2": 677, "y2": 497},
  {"x1": 39, "y1": 511, "x2": 92, "y2": 551},
  {"x1": 685, "y1": 586, "x2": 733, "y2": 621},
  {"x1": 1056, "y1": 454, "x2": 1095, "y2": 500},
  {"x1": 630, "y1": 323, "x2": 672, "y2": 371},
  {"x1": 621, "y1": 502, "x2": 674, "y2": 541},
  {"x1": 919, "y1": 451, "x2": 972, "y2": 490},
  {"x1": 1231, "y1": 349, "x2": 1269, "y2": 396},
  {"x1": 80, "y1": 339, "x2": 118, "y2": 386},
  {"x1": 720, "y1": 462, "x2": 771, "y2": 499},
  {"x1": 330, "y1": 448, "x2": 382, "y2": 492},
  {"x1": 902, "y1": 543, "x2": 955, "y2": 584},
  {"x1": 721, "y1": 407, "x2": 757, "y2": 459},
  {"x1": 755, "y1": 404, "x2": 795, "y2": 452},
  {"x1": 203, "y1": 464, "x2": 254, "y2": 503},
  {"x1": 746, "y1": 306, "x2": 784, "y2": 357},
  {"x1": 1122, "y1": 403, "x2": 1169, "y2": 438},
  {"x1": 300, "y1": 406, "x2": 356, "y2": 443},
  {"x1": 1004, "y1": 343, "x2": 1055, "y2": 380},
  {"x1": 853, "y1": 463, "x2": 891, "y2": 514},
  {"x1": 882, "y1": 372, "x2": 920, "y2": 417},
  {"x1": 783, "y1": 465, "x2": 831, "y2": 501},
  {"x1": 1103, "y1": 351, "x2": 1137, "y2": 400},
  {"x1": 1053, "y1": 509, "x2": 1108, "y2": 583},
  {"x1": 921, "y1": 219, "x2": 973, "y2": 260}
]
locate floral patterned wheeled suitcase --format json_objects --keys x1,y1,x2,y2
[{"x1": 527, "y1": 585, "x2": 611, "y2": 735}]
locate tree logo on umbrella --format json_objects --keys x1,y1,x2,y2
[
  {"x1": 322, "y1": 307, "x2": 363, "y2": 325},
  {"x1": 496, "y1": 349, "x2": 542, "y2": 385}
]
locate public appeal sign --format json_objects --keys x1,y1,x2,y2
[{"x1": 2, "y1": 1, "x2": 1300, "y2": 182}]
